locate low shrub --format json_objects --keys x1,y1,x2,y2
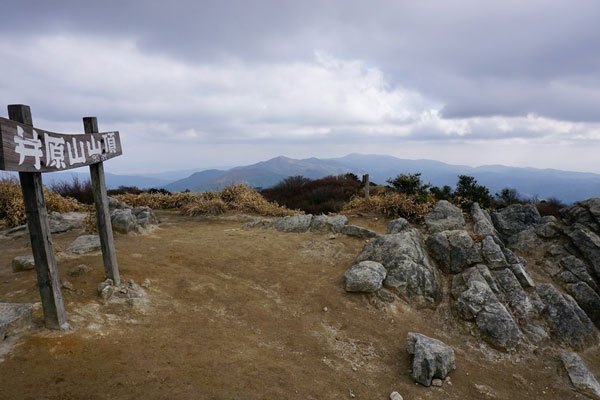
[
  {"x1": 0, "y1": 176, "x2": 86, "y2": 228},
  {"x1": 342, "y1": 191, "x2": 435, "y2": 221},
  {"x1": 536, "y1": 198, "x2": 566, "y2": 218},
  {"x1": 261, "y1": 174, "x2": 362, "y2": 214},
  {"x1": 114, "y1": 184, "x2": 294, "y2": 217},
  {"x1": 49, "y1": 175, "x2": 95, "y2": 204}
]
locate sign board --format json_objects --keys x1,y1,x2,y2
[{"x1": 0, "y1": 116, "x2": 122, "y2": 172}]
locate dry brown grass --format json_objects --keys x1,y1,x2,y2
[
  {"x1": 115, "y1": 185, "x2": 295, "y2": 217},
  {"x1": 0, "y1": 176, "x2": 86, "y2": 228},
  {"x1": 342, "y1": 192, "x2": 435, "y2": 221}
]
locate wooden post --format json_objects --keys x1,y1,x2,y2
[
  {"x1": 363, "y1": 174, "x2": 370, "y2": 199},
  {"x1": 84, "y1": 117, "x2": 120, "y2": 286},
  {"x1": 8, "y1": 104, "x2": 69, "y2": 330}
]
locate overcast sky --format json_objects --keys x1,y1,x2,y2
[{"x1": 1, "y1": 1, "x2": 599, "y2": 174}]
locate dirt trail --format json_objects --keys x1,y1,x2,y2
[{"x1": 0, "y1": 211, "x2": 597, "y2": 399}]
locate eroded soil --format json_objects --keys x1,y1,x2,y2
[{"x1": 0, "y1": 211, "x2": 598, "y2": 399}]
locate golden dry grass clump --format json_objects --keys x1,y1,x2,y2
[
  {"x1": 342, "y1": 192, "x2": 435, "y2": 221},
  {"x1": 115, "y1": 185, "x2": 295, "y2": 217},
  {"x1": 0, "y1": 176, "x2": 86, "y2": 228}
]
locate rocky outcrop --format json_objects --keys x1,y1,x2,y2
[
  {"x1": 471, "y1": 203, "x2": 503, "y2": 245},
  {"x1": 426, "y1": 230, "x2": 482, "y2": 274},
  {"x1": 565, "y1": 225, "x2": 600, "y2": 280},
  {"x1": 491, "y1": 204, "x2": 541, "y2": 240},
  {"x1": 481, "y1": 235, "x2": 508, "y2": 269},
  {"x1": 424, "y1": 200, "x2": 465, "y2": 233},
  {"x1": 386, "y1": 217, "x2": 411, "y2": 234},
  {"x1": 108, "y1": 197, "x2": 158, "y2": 234},
  {"x1": 536, "y1": 284, "x2": 597, "y2": 350},
  {"x1": 452, "y1": 266, "x2": 522, "y2": 351},
  {"x1": 560, "y1": 198, "x2": 600, "y2": 233},
  {"x1": 357, "y1": 229, "x2": 441, "y2": 305},
  {"x1": 342, "y1": 261, "x2": 387, "y2": 292},
  {"x1": 406, "y1": 332, "x2": 455, "y2": 387},
  {"x1": 561, "y1": 352, "x2": 600, "y2": 400}
]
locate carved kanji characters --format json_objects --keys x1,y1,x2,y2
[{"x1": 13, "y1": 126, "x2": 43, "y2": 170}]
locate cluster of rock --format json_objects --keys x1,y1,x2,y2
[
  {"x1": 97, "y1": 278, "x2": 149, "y2": 307},
  {"x1": 108, "y1": 197, "x2": 157, "y2": 234},
  {"x1": 344, "y1": 199, "x2": 600, "y2": 353},
  {"x1": 243, "y1": 214, "x2": 377, "y2": 239}
]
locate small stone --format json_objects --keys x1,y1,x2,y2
[
  {"x1": 323, "y1": 306, "x2": 328, "y2": 312},
  {"x1": 349, "y1": 388, "x2": 355, "y2": 398},
  {"x1": 141, "y1": 278, "x2": 151, "y2": 289},
  {"x1": 351, "y1": 366, "x2": 357, "y2": 372},
  {"x1": 445, "y1": 376, "x2": 452, "y2": 386},
  {"x1": 389, "y1": 391, "x2": 403, "y2": 400},
  {"x1": 328, "y1": 234, "x2": 336, "y2": 240},
  {"x1": 432, "y1": 378, "x2": 443, "y2": 387},
  {"x1": 61, "y1": 280, "x2": 75, "y2": 291},
  {"x1": 11, "y1": 256, "x2": 35, "y2": 273},
  {"x1": 100, "y1": 285, "x2": 114, "y2": 301}
]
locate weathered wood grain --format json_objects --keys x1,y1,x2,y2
[
  {"x1": 0, "y1": 116, "x2": 121, "y2": 172},
  {"x1": 85, "y1": 117, "x2": 121, "y2": 285},
  {"x1": 8, "y1": 104, "x2": 70, "y2": 330}
]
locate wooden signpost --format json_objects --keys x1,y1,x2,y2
[{"x1": 0, "y1": 104, "x2": 123, "y2": 330}]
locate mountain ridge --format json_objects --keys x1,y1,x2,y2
[{"x1": 162, "y1": 154, "x2": 600, "y2": 203}]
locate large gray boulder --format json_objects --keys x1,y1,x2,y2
[
  {"x1": 556, "y1": 256, "x2": 599, "y2": 294},
  {"x1": 132, "y1": 206, "x2": 158, "y2": 229},
  {"x1": 111, "y1": 208, "x2": 138, "y2": 234},
  {"x1": 11, "y1": 255, "x2": 35, "y2": 273},
  {"x1": 0, "y1": 303, "x2": 33, "y2": 341},
  {"x1": 535, "y1": 216, "x2": 562, "y2": 239},
  {"x1": 67, "y1": 235, "x2": 101, "y2": 254},
  {"x1": 565, "y1": 225, "x2": 600, "y2": 280},
  {"x1": 107, "y1": 197, "x2": 158, "y2": 233},
  {"x1": 452, "y1": 266, "x2": 521, "y2": 351},
  {"x1": 426, "y1": 230, "x2": 482, "y2": 274},
  {"x1": 424, "y1": 200, "x2": 465, "y2": 233},
  {"x1": 384, "y1": 259, "x2": 441, "y2": 305},
  {"x1": 563, "y1": 282, "x2": 600, "y2": 327},
  {"x1": 406, "y1": 332, "x2": 455, "y2": 387},
  {"x1": 491, "y1": 204, "x2": 541, "y2": 239},
  {"x1": 271, "y1": 214, "x2": 313, "y2": 233},
  {"x1": 48, "y1": 212, "x2": 73, "y2": 233},
  {"x1": 506, "y1": 228, "x2": 542, "y2": 252},
  {"x1": 342, "y1": 261, "x2": 387, "y2": 292},
  {"x1": 536, "y1": 283, "x2": 597, "y2": 350},
  {"x1": 561, "y1": 352, "x2": 600, "y2": 400},
  {"x1": 310, "y1": 215, "x2": 348, "y2": 233},
  {"x1": 357, "y1": 229, "x2": 442, "y2": 305}
]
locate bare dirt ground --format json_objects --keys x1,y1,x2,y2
[{"x1": 0, "y1": 211, "x2": 598, "y2": 399}]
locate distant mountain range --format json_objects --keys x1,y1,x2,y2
[
  {"x1": 163, "y1": 154, "x2": 600, "y2": 203},
  {"x1": 4, "y1": 154, "x2": 599, "y2": 203}
]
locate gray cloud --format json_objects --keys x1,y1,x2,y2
[{"x1": 0, "y1": 1, "x2": 599, "y2": 173}]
